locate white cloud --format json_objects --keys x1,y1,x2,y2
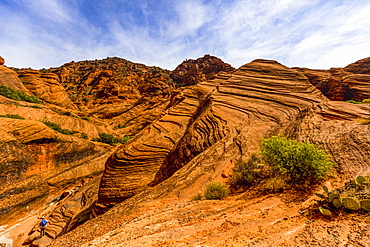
[{"x1": 0, "y1": 0, "x2": 370, "y2": 70}]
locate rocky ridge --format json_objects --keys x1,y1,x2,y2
[{"x1": 1, "y1": 55, "x2": 370, "y2": 246}]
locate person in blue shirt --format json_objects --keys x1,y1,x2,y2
[{"x1": 39, "y1": 217, "x2": 48, "y2": 237}]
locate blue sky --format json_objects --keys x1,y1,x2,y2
[{"x1": 1, "y1": 0, "x2": 369, "y2": 70}]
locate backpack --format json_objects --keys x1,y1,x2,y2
[{"x1": 40, "y1": 219, "x2": 48, "y2": 227}]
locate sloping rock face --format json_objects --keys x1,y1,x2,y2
[
  {"x1": 0, "y1": 112, "x2": 116, "y2": 223},
  {"x1": 49, "y1": 58, "x2": 174, "y2": 112},
  {"x1": 45, "y1": 57, "x2": 176, "y2": 136},
  {"x1": 0, "y1": 88, "x2": 117, "y2": 246},
  {"x1": 0, "y1": 65, "x2": 32, "y2": 93},
  {"x1": 344, "y1": 57, "x2": 370, "y2": 74},
  {"x1": 18, "y1": 69, "x2": 78, "y2": 109},
  {"x1": 0, "y1": 56, "x2": 4, "y2": 65},
  {"x1": 171, "y1": 54, "x2": 236, "y2": 87},
  {"x1": 50, "y1": 59, "x2": 370, "y2": 247},
  {"x1": 297, "y1": 65, "x2": 370, "y2": 101}
]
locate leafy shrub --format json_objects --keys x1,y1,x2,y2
[
  {"x1": 362, "y1": 98, "x2": 370, "y2": 103},
  {"x1": 81, "y1": 133, "x2": 88, "y2": 139},
  {"x1": 62, "y1": 111, "x2": 72, "y2": 116},
  {"x1": 81, "y1": 116, "x2": 90, "y2": 121},
  {"x1": 41, "y1": 119, "x2": 75, "y2": 135},
  {"x1": 190, "y1": 193, "x2": 202, "y2": 201},
  {"x1": 204, "y1": 181, "x2": 229, "y2": 200},
  {"x1": 92, "y1": 133, "x2": 133, "y2": 146},
  {"x1": 0, "y1": 85, "x2": 41, "y2": 104},
  {"x1": 113, "y1": 124, "x2": 127, "y2": 129},
  {"x1": 258, "y1": 177, "x2": 288, "y2": 192},
  {"x1": 0, "y1": 114, "x2": 25, "y2": 119},
  {"x1": 260, "y1": 136, "x2": 334, "y2": 187},
  {"x1": 345, "y1": 100, "x2": 361, "y2": 104},
  {"x1": 229, "y1": 154, "x2": 266, "y2": 189}
]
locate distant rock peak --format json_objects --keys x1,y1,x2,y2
[{"x1": 171, "y1": 54, "x2": 236, "y2": 87}]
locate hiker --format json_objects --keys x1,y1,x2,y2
[{"x1": 39, "y1": 217, "x2": 48, "y2": 237}]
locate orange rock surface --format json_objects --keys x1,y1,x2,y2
[{"x1": 1, "y1": 55, "x2": 370, "y2": 246}]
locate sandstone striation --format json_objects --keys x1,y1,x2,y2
[
  {"x1": 18, "y1": 69, "x2": 78, "y2": 109},
  {"x1": 0, "y1": 65, "x2": 32, "y2": 93},
  {"x1": 171, "y1": 54, "x2": 236, "y2": 87},
  {"x1": 297, "y1": 66, "x2": 370, "y2": 101}
]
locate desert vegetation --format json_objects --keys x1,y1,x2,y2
[
  {"x1": 230, "y1": 136, "x2": 335, "y2": 191},
  {"x1": 0, "y1": 114, "x2": 25, "y2": 119},
  {"x1": 316, "y1": 175, "x2": 370, "y2": 216},
  {"x1": 204, "y1": 181, "x2": 230, "y2": 200},
  {"x1": 92, "y1": 133, "x2": 133, "y2": 146},
  {"x1": 0, "y1": 85, "x2": 41, "y2": 103},
  {"x1": 41, "y1": 119, "x2": 76, "y2": 135}
]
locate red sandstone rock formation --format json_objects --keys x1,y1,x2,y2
[
  {"x1": 50, "y1": 58, "x2": 370, "y2": 247},
  {"x1": 0, "y1": 65, "x2": 33, "y2": 93},
  {"x1": 344, "y1": 57, "x2": 370, "y2": 74},
  {"x1": 171, "y1": 54, "x2": 236, "y2": 87},
  {"x1": 18, "y1": 69, "x2": 78, "y2": 109},
  {"x1": 94, "y1": 58, "x2": 370, "y2": 215},
  {"x1": 3, "y1": 55, "x2": 370, "y2": 246},
  {"x1": 297, "y1": 64, "x2": 370, "y2": 101},
  {"x1": 0, "y1": 56, "x2": 5, "y2": 65}
]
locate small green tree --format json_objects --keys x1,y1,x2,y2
[
  {"x1": 260, "y1": 136, "x2": 334, "y2": 187},
  {"x1": 204, "y1": 181, "x2": 229, "y2": 200}
]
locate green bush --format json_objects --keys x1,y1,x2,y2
[
  {"x1": 190, "y1": 193, "x2": 202, "y2": 201},
  {"x1": 229, "y1": 154, "x2": 266, "y2": 189},
  {"x1": 113, "y1": 123, "x2": 127, "y2": 129},
  {"x1": 81, "y1": 116, "x2": 90, "y2": 121},
  {"x1": 345, "y1": 100, "x2": 361, "y2": 104},
  {"x1": 92, "y1": 133, "x2": 133, "y2": 146},
  {"x1": 204, "y1": 181, "x2": 229, "y2": 200},
  {"x1": 0, "y1": 114, "x2": 25, "y2": 119},
  {"x1": 260, "y1": 136, "x2": 334, "y2": 187},
  {"x1": 0, "y1": 85, "x2": 41, "y2": 104},
  {"x1": 41, "y1": 119, "x2": 75, "y2": 135},
  {"x1": 362, "y1": 99, "x2": 370, "y2": 103},
  {"x1": 81, "y1": 132, "x2": 88, "y2": 139}
]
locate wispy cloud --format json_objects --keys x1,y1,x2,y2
[{"x1": 0, "y1": 0, "x2": 369, "y2": 70}]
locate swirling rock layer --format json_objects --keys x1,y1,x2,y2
[{"x1": 297, "y1": 67, "x2": 370, "y2": 101}]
